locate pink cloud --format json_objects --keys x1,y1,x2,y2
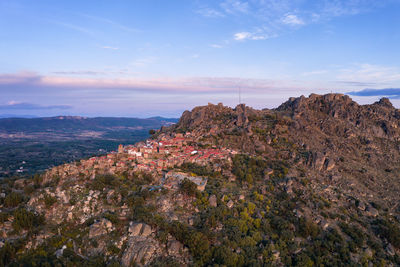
[{"x1": 0, "y1": 72, "x2": 312, "y2": 94}]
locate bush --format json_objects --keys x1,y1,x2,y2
[
  {"x1": 232, "y1": 154, "x2": 269, "y2": 184},
  {"x1": 0, "y1": 212, "x2": 9, "y2": 223},
  {"x1": 12, "y1": 208, "x2": 44, "y2": 232},
  {"x1": 24, "y1": 185, "x2": 35, "y2": 195},
  {"x1": 43, "y1": 194, "x2": 57, "y2": 208},
  {"x1": 213, "y1": 246, "x2": 240, "y2": 266},
  {"x1": 179, "y1": 178, "x2": 198, "y2": 197},
  {"x1": 339, "y1": 222, "x2": 365, "y2": 248},
  {"x1": 299, "y1": 218, "x2": 320, "y2": 238},
  {"x1": 92, "y1": 174, "x2": 119, "y2": 190},
  {"x1": 0, "y1": 241, "x2": 16, "y2": 266},
  {"x1": 4, "y1": 192, "x2": 23, "y2": 208},
  {"x1": 180, "y1": 162, "x2": 216, "y2": 177},
  {"x1": 373, "y1": 219, "x2": 400, "y2": 248},
  {"x1": 103, "y1": 212, "x2": 119, "y2": 224}
]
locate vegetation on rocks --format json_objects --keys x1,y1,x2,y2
[{"x1": 1, "y1": 94, "x2": 400, "y2": 266}]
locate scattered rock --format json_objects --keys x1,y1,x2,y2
[
  {"x1": 209, "y1": 195, "x2": 217, "y2": 207},
  {"x1": 128, "y1": 222, "x2": 152, "y2": 237},
  {"x1": 89, "y1": 218, "x2": 113, "y2": 238},
  {"x1": 386, "y1": 243, "x2": 395, "y2": 256}
]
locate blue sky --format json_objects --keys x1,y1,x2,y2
[{"x1": 1, "y1": 0, "x2": 400, "y2": 117}]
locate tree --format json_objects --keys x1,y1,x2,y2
[
  {"x1": 179, "y1": 178, "x2": 198, "y2": 197},
  {"x1": 4, "y1": 192, "x2": 23, "y2": 208}
]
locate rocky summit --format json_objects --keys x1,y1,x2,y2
[{"x1": 1, "y1": 93, "x2": 400, "y2": 266}]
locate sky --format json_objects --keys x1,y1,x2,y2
[{"x1": 1, "y1": 0, "x2": 400, "y2": 117}]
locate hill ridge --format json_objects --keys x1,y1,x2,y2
[{"x1": 1, "y1": 93, "x2": 400, "y2": 266}]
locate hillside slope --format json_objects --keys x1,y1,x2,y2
[{"x1": 1, "y1": 94, "x2": 400, "y2": 266}]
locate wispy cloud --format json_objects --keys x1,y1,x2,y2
[
  {"x1": 52, "y1": 69, "x2": 138, "y2": 77},
  {"x1": 281, "y1": 14, "x2": 304, "y2": 26},
  {"x1": 209, "y1": 44, "x2": 223, "y2": 48},
  {"x1": 52, "y1": 21, "x2": 95, "y2": 36},
  {"x1": 301, "y1": 70, "x2": 328, "y2": 76},
  {"x1": 52, "y1": 71, "x2": 105, "y2": 76},
  {"x1": 0, "y1": 101, "x2": 71, "y2": 110},
  {"x1": 234, "y1": 31, "x2": 268, "y2": 41},
  {"x1": 101, "y1": 46, "x2": 119, "y2": 50},
  {"x1": 130, "y1": 57, "x2": 158, "y2": 68},
  {"x1": 348, "y1": 88, "x2": 400, "y2": 98},
  {"x1": 220, "y1": 0, "x2": 249, "y2": 14},
  {"x1": 197, "y1": 8, "x2": 225, "y2": 18},
  {"x1": 0, "y1": 72, "x2": 313, "y2": 94},
  {"x1": 81, "y1": 13, "x2": 140, "y2": 33},
  {"x1": 197, "y1": 0, "x2": 395, "y2": 42},
  {"x1": 336, "y1": 81, "x2": 383, "y2": 87},
  {"x1": 337, "y1": 63, "x2": 400, "y2": 84}
]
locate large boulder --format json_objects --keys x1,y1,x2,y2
[
  {"x1": 128, "y1": 222, "x2": 153, "y2": 237},
  {"x1": 89, "y1": 218, "x2": 113, "y2": 238}
]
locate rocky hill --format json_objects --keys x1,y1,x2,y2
[{"x1": 1, "y1": 93, "x2": 400, "y2": 266}]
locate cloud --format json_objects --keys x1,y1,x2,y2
[
  {"x1": 81, "y1": 14, "x2": 140, "y2": 33},
  {"x1": 52, "y1": 71, "x2": 105, "y2": 76},
  {"x1": 281, "y1": 14, "x2": 304, "y2": 25},
  {"x1": 233, "y1": 31, "x2": 268, "y2": 41},
  {"x1": 101, "y1": 46, "x2": 119, "y2": 50},
  {"x1": 199, "y1": 0, "x2": 395, "y2": 42},
  {"x1": 301, "y1": 70, "x2": 328, "y2": 76},
  {"x1": 52, "y1": 69, "x2": 138, "y2": 77},
  {"x1": 220, "y1": 0, "x2": 249, "y2": 14},
  {"x1": 51, "y1": 21, "x2": 95, "y2": 36},
  {"x1": 234, "y1": 32, "x2": 251, "y2": 40},
  {"x1": 197, "y1": 8, "x2": 225, "y2": 18},
  {"x1": 0, "y1": 72, "x2": 313, "y2": 95},
  {"x1": 337, "y1": 63, "x2": 400, "y2": 84},
  {"x1": 130, "y1": 57, "x2": 158, "y2": 68},
  {"x1": 335, "y1": 81, "x2": 383, "y2": 87},
  {"x1": 348, "y1": 88, "x2": 400, "y2": 98},
  {"x1": 210, "y1": 44, "x2": 223, "y2": 48},
  {"x1": 0, "y1": 101, "x2": 71, "y2": 110}
]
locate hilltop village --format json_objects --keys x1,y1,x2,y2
[{"x1": 45, "y1": 132, "x2": 237, "y2": 190}]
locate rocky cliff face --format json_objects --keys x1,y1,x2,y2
[
  {"x1": 170, "y1": 94, "x2": 400, "y2": 209},
  {"x1": 2, "y1": 94, "x2": 400, "y2": 266}
]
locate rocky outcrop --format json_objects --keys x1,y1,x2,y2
[
  {"x1": 122, "y1": 222, "x2": 162, "y2": 266},
  {"x1": 208, "y1": 195, "x2": 217, "y2": 207},
  {"x1": 89, "y1": 218, "x2": 114, "y2": 238}
]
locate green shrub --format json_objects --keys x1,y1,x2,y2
[
  {"x1": 103, "y1": 212, "x2": 119, "y2": 224},
  {"x1": 23, "y1": 185, "x2": 35, "y2": 195},
  {"x1": 373, "y1": 218, "x2": 400, "y2": 248},
  {"x1": 179, "y1": 178, "x2": 198, "y2": 197},
  {"x1": 339, "y1": 222, "x2": 365, "y2": 248},
  {"x1": 4, "y1": 192, "x2": 23, "y2": 208},
  {"x1": 0, "y1": 241, "x2": 16, "y2": 266},
  {"x1": 0, "y1": 212, "x2": 9, "y2": 223},
  {"x1": 12, "y1": 208, "x2": 44, "y2": 232},
  {"x1": 298, "y1": 218, "x2": 320, "y2": 239},
  {"x1": 180, "y1": 162, "x2": 216, "y2": 177},
  {"x1": 43, "y1": 194, "x2": 57, "y2": 208},
  {"x1": 107, "y1": 243, "x2": 120, "y2": 254},
  {"x1": 92, "y1": 174, "x2": 119, "y2": 190}
]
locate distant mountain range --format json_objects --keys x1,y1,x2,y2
[
  {"x1": 0, "y1": 116, "x2": 178, "y2": 133},
  {"x1": 0, "y1": 114, "x2": 39, "y2": 118}
]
